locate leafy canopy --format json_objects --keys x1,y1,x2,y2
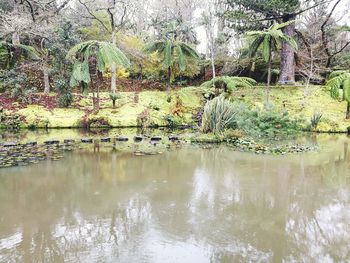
[
  {"x1": 246, "y1": 21, "x2": 298, "y2": 62},
  {"x1": 66, "y1": 40, "x2": 130, "y2": 87},
  {"x1": 326, "y1": 70, "x2": 350, "y2": 103},
  {"x1": 144, "y1": 39, "x2": 199, "y2": 72},
  {"x1": 0, "y1": 41, "x2": 40, "y2": 69}
]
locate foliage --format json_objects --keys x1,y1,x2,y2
[
  {"x1": 0, "y1": 41, "x2": 40, "y2": 69},
  {"x1": 235, "y1": 104, "x2": 301, "y2": 137},
  {"x1": 67, "y1": 40, "x2": 131, "y2": 87},
  {"x1": 201, "y1": 96, "x2": 238, "y2": 133},
  {"x1": 326, "y1": 70, "x2": 350, "y2": 118},
  {"x1": 310, "y1": 111, "x2": 323, "y2": 130},
  {"x1": 55, "y1": 78, "x2": 73, "y2": 108},
  {"x1": 224, "y1": 0, "x2": 300, "y2": 32},
  {"x1": 0, "y1": 108, "x2": 21, "y2": 130},
  {"x1": 247, "y1": 22, "x2": 298, "y2": 63},
  {"x1": 10, "y1": 85, "x2": 37, "y2": 105},
  {"x1": 144, "y1": 23, "x2": 199, "y2": 84},
  {"x1": 201, "y1": 76, "x2": 256, "y2": 99},
  {"x1": 109, "y1": 92, "x2": 121, "y2": 108},
  {"x1": 0, "y1": 69, "x2": 27, "y2": 93}
]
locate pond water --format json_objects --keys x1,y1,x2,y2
[{"x1": 1, "y1": 130, "x2": 350, "y2": 262}]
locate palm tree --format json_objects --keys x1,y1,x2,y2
[
  {"x1": 326, "y1": 70, "x2": 350, "y2": 119},
  {"x1": 144, "y1": 23, "x2": 199, "y2": 91},
  {"x1": 247, "y1": 22, "x2": 297, "y2": 102},
  {"x1": 67, "y1": 40, "x2": 130, "y2": 111}
]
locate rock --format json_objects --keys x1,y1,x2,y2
[
  {"x1": 44, "y1": 140, "x2": 60, "y2": 145},
  {"x1": 81, "y1": 138, "x2": 93, "y2": 143},
  {"x1": 116, "y1": 136, "x2": 128, "y2": 142},
  {"x1": 24, "y1": 141, "x2": 37, "y2": 147},
  {"x1": 168, "y1": 136, "x2": 179, "y2": 141},
  {"x1": 3, "y1": 142, "x2": 18, "y2": 147},
  {"x1": 134, "y1": 136, "x2": 143, "y2": 142}
]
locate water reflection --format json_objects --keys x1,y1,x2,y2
[{"x1": 0, "y1": 134, "x2": 350, "y2": 262}]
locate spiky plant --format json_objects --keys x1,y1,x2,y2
[
  {"x1": 201, "y1": 96, "x2": 238, "y2": 133},
  {"x1": 246, "y1": 22, "x2": 298, "y2": 101},
  {"x1": 0, "y1": 41, "x2": 39, "y2": 69},
  {"x1": 201, "y1": 76, "x2": 256, "y2": 99},
  {"x1": 144, "y1": 33, "x2": 199, "y2": 90},
  {"x1": 326, "y1": 70, "x2": 350, "y2": 119},
  {"x1": 66, "y1": 40, "x2": 130, "y2": 110}
]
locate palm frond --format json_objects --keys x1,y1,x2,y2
[
  {"x1": 248, "y1": 36, "x2": 264, "y2": 57},
  {"x1": 164, "y1": 40, "x2": 172, "y2": 67},
  {"x1": 262, "y1": 35, "x2": 271, "y2": 62},
  {"x1": 271, "y1": 21, "x2": 295, "y2": 30},
  {"x1": 175, "y1": 45, "x2": 186, "y2": 71}
]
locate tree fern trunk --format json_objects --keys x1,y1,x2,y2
[
  {"x1": 266, "y1": 49, "x2": 272, "y2": 103},
  {"x1": 111, "y1": 29, "x2": 117, "y2": 93},
  {"x1": 167, "y1": 66, "x2": 171, "y2": 93}
]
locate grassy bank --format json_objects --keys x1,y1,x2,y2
[{"x1": 1, "y1": 85, "x2": 350, "y2": 132}]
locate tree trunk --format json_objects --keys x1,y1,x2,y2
[
  {"x1": 346, "y1": 102, "x2": 350, "y2": 119},
  {"x1": 267, "y1": 50, "x2": 272, "y2": 103},
  {"x1": 43, "y1": 65, "x2": 50, "y2": 93},
  {"x1": 279, "y1": 15, "x2": 296, "y2": 84},
  {"x1": 111, "y1": 30, "x2": 117, "y2": 93},
  {"x1": 167, "y1": 66, "x2": 171, "y2": 93},
  {"x1": 12, "y1": 32, "x2": 20, "y2": 45}
]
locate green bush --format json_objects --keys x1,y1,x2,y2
[
  {"x1": 236, "y1": 105, "x2": 301, "y2": 137},
  {"x1": 201, "y1": 96, "x2": 238, "y2": 133},
  {"x1": 0, "y1": 69, "x2": 27, "y2": 93},
  {"x1": 55, "y1": 78, "x2": 73, "y2": 107}
]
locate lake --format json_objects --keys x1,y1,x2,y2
[{"x1": 0, "y1": 129, "x2": 350, "y2": 262}]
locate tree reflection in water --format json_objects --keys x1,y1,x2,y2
[{"x1": 0, "y1": 134, "x2": 350, "y2": 262}]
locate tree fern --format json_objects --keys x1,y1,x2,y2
[
  {"x1": 326, "y1": 70, "x2": 350, "y2": 118},
  {"x1": 144, "y1": 37, "x2": 199, "y2": 86},
  {"x1": 246, "y1": 22, "x2": 298, "y2": 102},
  {"x1": 67, "y1": 41, "x2": 130, "y2": 86},
  {"x1": 201, "y1": 76, "x2": 256, "y2": 99}
]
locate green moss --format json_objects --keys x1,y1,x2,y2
[
  {"x1": 17, "y1": 105, "x2": 85, "y2": 128},
  {"x1": 232, "y1": 85, "x2": 350, "y2": 133},
  {"x1": 4, "y1": 86, "x2": 349, "y2": 131}
]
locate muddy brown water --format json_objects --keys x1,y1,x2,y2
[{"x1": 0, "y1": 130, "x2": 350, "y2": 262}]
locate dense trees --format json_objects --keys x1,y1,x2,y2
[{"x1": 0, "y1": 0, "x2": 349, "y2": 98}]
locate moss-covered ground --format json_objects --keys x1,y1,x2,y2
[
  {"x1": 231, "y1": 85, "x2": 350, "y2": 133},
  {"x1": 1, "y1": 85, "x2": 350, "y2": 132}
]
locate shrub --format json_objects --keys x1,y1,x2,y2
[
  {"x1": 201, "y1": 76, "x2": 256, "y2": 99},
  {"x1": 201, "y1": 96, "x2": 238, "y2": 133},
  {"x1": 310, "y1": 111, "x2": 323, "y2": 130},
  {"x1": 109, "y1": 92, "x2": 121, "y2": 108},
  {"x1": 55, "y1": 78, "x2": 73, "y2": 107},
  {"x1": 236, "y1": 105, "x2": 301, "y2": 137}
]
